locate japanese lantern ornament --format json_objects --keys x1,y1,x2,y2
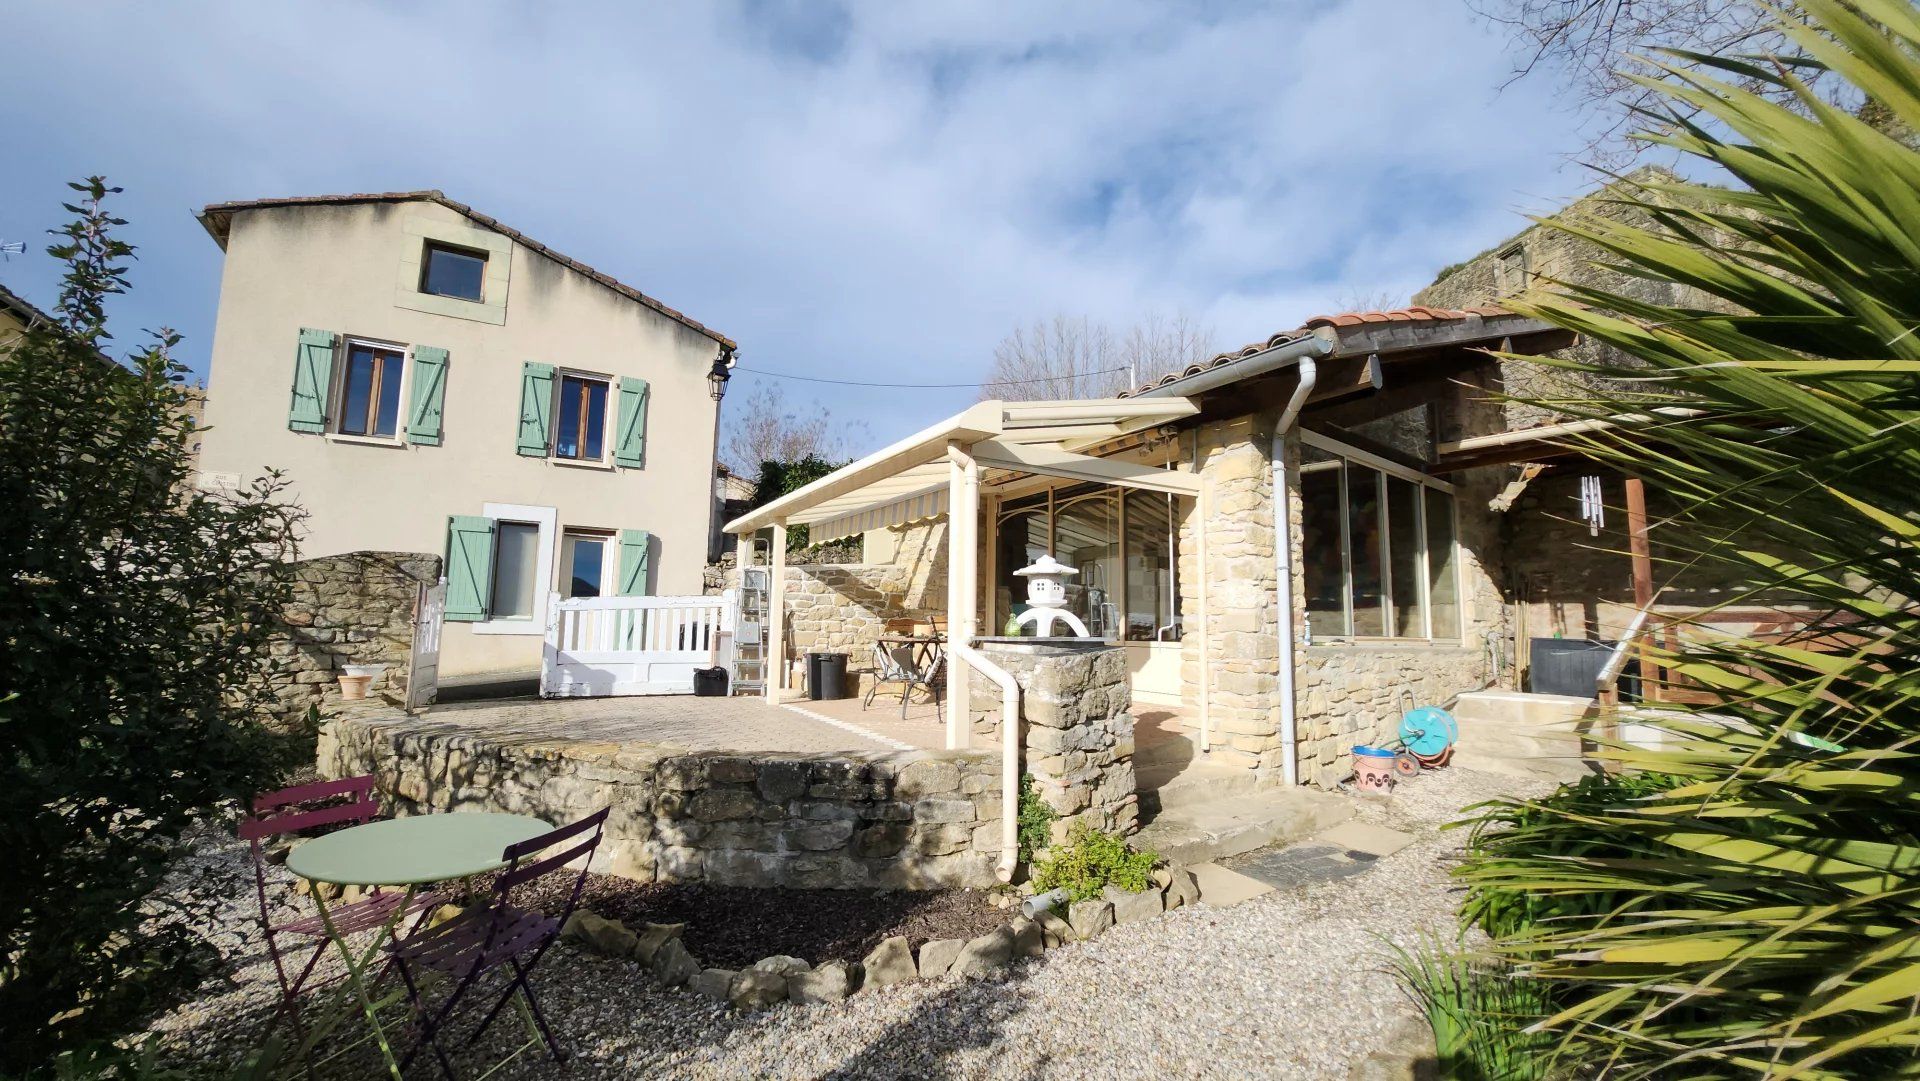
[{"x1": 1012, "y1": 554, "x2": 1092, "y2": 638}]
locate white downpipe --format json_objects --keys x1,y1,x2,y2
[
  {"x1": 1272, "y1": 356, "x2": 1318, "y2": 787},
  {"x1": 951, "y1": 639, "x2": 1023, "y2": 881}
]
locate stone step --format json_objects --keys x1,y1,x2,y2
[
  {"x1": 1132, "y1": 786, "x2": 1353, "y2": 867},
  {"x1": 1450, "y1": 690, "x2": 1599, "y2": 782}
]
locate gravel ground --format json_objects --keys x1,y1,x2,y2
[{"x1": 143, "y1": 765, "x2": 1548, "y2": 1080}]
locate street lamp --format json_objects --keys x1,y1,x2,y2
[{"x1": 708, "y1": 348, "x2": 734, "y2": 401}]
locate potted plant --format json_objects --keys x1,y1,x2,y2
[{"x1": 337, "y1": 663, "x2": 386, "y2": 701}]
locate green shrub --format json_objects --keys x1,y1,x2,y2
[
  {"x1": 1015, "y1": 773, "x2": 1054, "y2": 864},
  {"x1": 1030, "y1": 824, "x2": 1157, "y2": 902},
  {"x1": 0, "y1": 181, "x2": 305, "y2": 1071},
  {"x1": 1390, "y1": 940, "x2": 1561, "y2": 1081}
]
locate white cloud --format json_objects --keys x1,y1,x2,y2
[{"x1": 0, "y1": 0, "x2": 1599, "y2": 447}]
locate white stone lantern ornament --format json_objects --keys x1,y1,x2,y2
[{"x1": 1012, "y1": 555, "x2": 1092, "y2": 637}]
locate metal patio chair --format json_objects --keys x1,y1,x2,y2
[
  {"x1": 388, "y1": 807, "x2": 610, "y2": 1080},
  {"x1": 863, "y1": 637, "x2": 945, "y2": 719},
  {"x1": 240, "y1": 775, "x2": 442, "y2": 1049}
]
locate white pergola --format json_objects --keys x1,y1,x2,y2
[{"x1": 723, "y1": 397, "x2": 1209, "y2": 749}]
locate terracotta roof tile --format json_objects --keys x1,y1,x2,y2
[
  {"x1": 196, "y1": 191, "x2": 736, "y2": 350},
  {"x1": 1118, "y1": 305, "x2": 1517, "y2": 397}
]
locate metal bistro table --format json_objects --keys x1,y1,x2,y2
[{"x1": 284, "y1": 812, "x2": 550, "y2": 1079}]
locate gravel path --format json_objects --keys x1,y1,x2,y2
[{"x1": 144, "y1": 765, "x2": 1547, "y2": 1080}]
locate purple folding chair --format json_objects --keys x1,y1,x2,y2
[
  {"x1": 240, "y1": 775, "x2": 442, "y2": 1045},
  {"x1": 388, "y1": 807, "x2": 609, "y2": 1080}
]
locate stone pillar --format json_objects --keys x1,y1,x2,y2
[{"x1": 968, "y1": 639, "x2": 1138, "y2": 841}]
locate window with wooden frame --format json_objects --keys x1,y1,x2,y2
[
  {"x1": 332, "y1": 341, "x2": 407, "y2": 440},
  {"x1": 1298, "y1": 431, "x2": 1462, "y2": 643},
  {"x1": 552, "y1": 372, "x2": 611, "y2": 462},
  {"x1": 419, "y1": 241, "x2": 488, "y2": 302}
]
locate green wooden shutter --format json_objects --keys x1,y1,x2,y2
[
  {"x1": 613, "y1": 376, "x2": 650, "y2": 468},
  {"x1": 617, "y1": 529, "x2": 652, "y2": 596},
  {"x1": 406, "y1": 345, "x2": 449, "y2": 446},
  {"x1": 516, "y1": 362, "x2": 556, "y2": 456},
  {"x1": 288, "y1": 328, "x2": 335, "y2": 433},
  {"x1": 444, "y1": 515, "x2": 497, "y2": 622}
]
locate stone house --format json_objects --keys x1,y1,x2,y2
[
  {"x1": 192, "y1": 191, "x2": 737, "y2": 680},
  {"x1": 723, "y1": 306, "x2": 1579, "y2": 788}
]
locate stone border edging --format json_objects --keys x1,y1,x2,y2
[{"x1": 558, "y1": 865, "x2": 1201, "y2": 1011}]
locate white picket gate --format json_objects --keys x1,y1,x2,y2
[{"x1": 540, "y1": 593, "x2": 736, "y2": 697}]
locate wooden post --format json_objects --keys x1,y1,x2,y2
[
  {"x1": 981, "y1": 494, "x2": 1001, "y2": 636},
  {"x1": 1624, "y1": 476, "x2": 1656, "y2": 702},
  {"x1": 945, "y1": 441, "x2": 979, "y2": 749},
  {"x1": 766, "y1": 521, "x2": 787, "y2": 703}
]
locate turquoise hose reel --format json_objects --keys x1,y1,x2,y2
[{"x1": 1399, "y1": 706, "x2": 1458, "y2": 760}]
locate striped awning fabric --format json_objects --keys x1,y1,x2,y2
[{"x1": 808, "y1": 485, "x2": 948, "y2": 544}]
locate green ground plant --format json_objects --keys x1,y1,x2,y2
[
  {"x1": 1016, "y1": 773, "x2": 1055, "y2": 864},
  {"x1": 1030, "y1": 823, "x2": 1157, "y2": 902},
  {"x1": 1441, "y1": 1, "x2": 1920, "y2": 1075},
  {"x1": 0, "y1": 181, "x2": 305, "y2": 1072},
  {"x1": 1389, "y1": 940, "x2": 1562, "y2": 1081}
]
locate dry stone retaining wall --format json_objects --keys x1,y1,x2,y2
[
  {"x1": 319, "y1": 712, "x2": 1003, "y2": 889},
  {"x1": 968, "y1": 640, "x2": 1138, "y2": 841},
  {"x1": 259, "y1": 551, "x2": 439, "y2": 730}
]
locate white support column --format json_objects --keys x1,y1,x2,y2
[
  {"x1": 766, "y1": 521, "x2": 787, "y2": 703},
  {"x1": 981, "y1": 494, "x2": 1001, "y2": 636},
  {"x1": 945, "y1": 441, "x2": 980, "y2": 749}
]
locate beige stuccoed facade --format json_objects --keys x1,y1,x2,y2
[{"x1": 196, "y1": 194, "x2": 733, "y2": 677}]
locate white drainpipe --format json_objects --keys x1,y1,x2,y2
[
  {"x1": 1271, "y1": 356, "x2": 1319, "y2": 788},
  {"x1": 950, "y1": 639, "x2": 1023, "y2": 882}
]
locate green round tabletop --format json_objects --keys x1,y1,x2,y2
[{"x1": 285, "y1": 812, "x2": 552, "y2": 887}]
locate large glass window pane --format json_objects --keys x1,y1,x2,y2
[
  {"x1": 373, "y1": 352, "x2": 404, "y2": 437},
  {"x1": 1347, "y1": 463, "x2": 1386, "y2": 636},
  {"x1": 1387, "y1": 476, "x2": 1425, "y2": 637},
  {"x1": 1055, "y1": 492, "x2": 1120, "y2": 640},
  {"x1": 1426, "y1": 487, "x2": 1460, "y2": 639},
  {"x1": 1299, "y1": 447, "x2": 1347, "y2": 638},
  {"x1": 996, "y1": 507, "x2": 1049, "y2": 630},
  {"x1": 561, "y1": 533, "x2": 605, "y2": 599},
  {"x1": 339, "y1": 348, "x2": 375, "y2": 435},
  {"x1": 491, "y1": 522, "x2": 540, "y2": 620},
  {"x1": 1123, "y1": 491, "x2": 1183, "y2": 642},
  {"x1": 421, "y1": 242, "x2": 486, "y2": 301}
]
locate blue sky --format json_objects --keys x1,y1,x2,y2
[{"x1": 3, "y1": 1, "x2": 1599, "y2": 449}]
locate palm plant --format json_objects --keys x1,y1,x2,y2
[{"x1": 1448, "y1": 0, "x2": 1920, "y2": 1076}]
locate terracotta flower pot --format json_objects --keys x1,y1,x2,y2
[
  {"x1": 337, "y1": 673, "x2": 373, "y2": 700},
  {"x1": 1351, "y1": 747, "x2": 1397, "y2": 793}
]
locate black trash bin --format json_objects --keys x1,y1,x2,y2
[
  {"x1": 693, "y1": 667, "x2": 729, "y2": 697},
  {"x1": 807, "y1": 651, "x2": 849, "y2": 700}
]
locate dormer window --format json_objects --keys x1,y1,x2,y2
[{"x1": 419, "y1": 242, "x2": 487, "y2": 302}]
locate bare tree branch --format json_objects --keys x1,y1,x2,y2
[
  {"x1": 721, "y1": 382, "x2": 866, "y2": 475},
  {"x1": 982, "y1": 311, "x2": 1219, "y2": 401}
]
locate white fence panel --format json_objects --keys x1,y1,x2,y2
[{"x1": 540, "y1": 593, "x2": 736, "y2": 697}]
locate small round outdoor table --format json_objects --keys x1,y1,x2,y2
[{"x1": 286, "y1": 812, "x2": 550, "y2": 1079}]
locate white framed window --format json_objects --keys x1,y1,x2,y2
[
  {"x1": 552, "y1": 370, "x2": 613, "y2": 465},
  {"x1": 1299, "y1": 430, "x2": 1461, "y2": 643},
  {"x1": 474, "y1": 502, "x2": 557, "y2": 636},
  {"x1": 329, "y1": 338, "x2": 408, "y2": 442},
  {"x1": 419, "y1": 241, "x2": 488, "y2": 302},
  {"x1": 559, "y1": 529, "x2": 616, "y2": 598}
]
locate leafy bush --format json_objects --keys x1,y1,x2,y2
[
  {"x1": 1030, "y1": 824, "x2": 1157, "y2": 902},
  {"x1": 1015, "y1": 773, "x2": 1055, "y2": 864},
  {"x1": 1456, "y1": 771, "x2": 1678, "y2": 943},
  {"x1": 1390, "y1": 940, "x2": 1561, "y2": 1081},
  {"x1": 0, "y1": 181, "x2": 305, "y2": 1071},
  {"x1": 1449, "y1": 1, "x2": 1920, "y2": 1073}
]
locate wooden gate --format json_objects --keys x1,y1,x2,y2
[
  {"x1": 540, "y1": 593, "x2": 736, "y2": 697},
  {"x1": 406, "y1": 578, "x2": 446, "y2": 711}
]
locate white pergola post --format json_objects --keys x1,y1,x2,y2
[
  {"x1": 945, "y1": 441, "x2": 980, "y2": 749},
  {"x1": 766, "y1": 520, "x2": 787, "y2": 703},
  {"x1": 1195, "y1": 470, "x2": 1213, "y2": 754}
]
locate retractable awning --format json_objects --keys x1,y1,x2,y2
[{"x1": 722, "y1": 397, "x2": 1203, "y2": 541}]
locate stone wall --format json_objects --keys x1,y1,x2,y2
[
  {"x1": 260, "y1": 551, "x2": 439, "y2": 729},
  {"x1": 717, "y1": 522, "x2": 949, "y2": 687},
  {"x1": 1293, "y1": 644, "x2": 1490, "y2": 789},
  {"x1": 319, "y1": 713, "x2": 1004, "y2": 889},
  {"x1": 968, "y1": 640, "x2": 1138, "y2": 841}
]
